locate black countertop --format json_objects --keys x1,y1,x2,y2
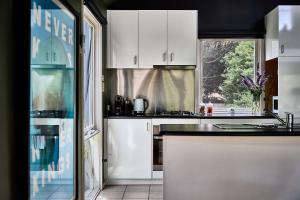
[
  {"x1": 107, "y1": 113, "x2": 274, "y2": 119},
  {"x1": 159, "y1": 124, "x2": 300, "y2": 136}
]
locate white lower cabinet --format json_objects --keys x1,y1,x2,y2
[{"x1": 107, "y1": 119, "x2": 152, "y2": 179}]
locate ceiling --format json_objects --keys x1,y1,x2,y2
[{"x1": 101, "y1": 0, "x2": 299, "y2": 38}]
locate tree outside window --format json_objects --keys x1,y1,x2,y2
[{"x1": 201, "y1": 40, "x2": 256, "y2": 111}]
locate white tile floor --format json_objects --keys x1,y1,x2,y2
[{"x1": 97, "y1": 185, "x2": 163, "y2": 200}]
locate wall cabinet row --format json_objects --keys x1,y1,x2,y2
[{"x1": 107, "y1": 10, "x2": 198, "y2": 68}]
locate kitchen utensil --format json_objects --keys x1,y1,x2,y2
[
  {"x1": 114, "y1": 95, "x2": 124, "y2": 115},
  {"x1": 124, "y1": 98, "x2": 133, "y2": 116},
  {"x1": 133, "y1": 98, "x2": 149, "y2": 115}
]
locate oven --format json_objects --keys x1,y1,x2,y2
[
  {"x1": 152, "y1": 117, "x2": 200, "y2": 179},
  {"x1": 153, "y1": 125, "x2": 163, "y2": 172}
]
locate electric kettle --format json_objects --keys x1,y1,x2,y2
[{"x1": 133, "y1": 98, "x2": 149, "y2": 115}]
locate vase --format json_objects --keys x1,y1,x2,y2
[{"x1": 251, "y1": 92, "x2": 261, "y2": 113}]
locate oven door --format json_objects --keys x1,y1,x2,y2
[{"x1": 153, "y1": 125, "x2": 163, "y2": 172}]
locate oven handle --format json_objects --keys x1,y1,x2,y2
[{"x1": 153, "y1": 136, "x2": 163, "y2": 140}]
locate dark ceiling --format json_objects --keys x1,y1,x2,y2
[{"x1": 101, "y1": 0, "x2": 299, "y2": 38}]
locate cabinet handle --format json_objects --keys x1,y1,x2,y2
[
  {"x1": 134, "y1": 55, "x2": 138, "y2": 65},
  {"x1": 53, "y1": 52, "x2": 56, "y2": 62},
  {"x1": 281, "y1": 45, "x2": 285, "y2": 54},
  {"x1": 46, "y1": 52, "x2": 49, "y2": 61},
  {"x1": 163, "y1": 52, "x2": 167, "y2": 62},
  {"x1": 147, "y1": 122, "x2": 150, "y2": 132},
  {"x1": 170, "y1": 52, "x2": 174, "y2": 62}
]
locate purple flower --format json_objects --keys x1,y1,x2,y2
[
  {"x1": 256, "y1": 73, "x2": 263, "y2": 85},
  {"x1": 240, "y1": 71, "x2": 270, "y2": 92}
]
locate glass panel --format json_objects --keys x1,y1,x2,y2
[
  {"x1": 30, "y1": 0, "x2": 76, "y2": 199},
  {"x1": 201, "y1": 40, "x2": 255, "y2": 112},
  {"x1": 84, "y1": 134, "x2": 102, "y2": 199},
  {"x1": 83, "y1": 19, "x2": 94, "y2": 129}
]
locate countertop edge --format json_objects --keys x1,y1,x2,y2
[
  {"x1": 105, "y1": 114, "x2": 275, "y2": 119},
  {"x1": 159, "y1": 124, "x2": 300, "y2": 136}
]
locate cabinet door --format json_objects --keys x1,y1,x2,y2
[
  {"x1": 279, "y1": 6, "x2": 300, "y2": 57},
  {"x1": 265, "y1": 7, "x2": 279, "y2": 61},
  {"x1": 30, "y1": 0, "x2": 52, "y2": 65},
  {"x1": 167, "y1": 10, "x2": 197, "y2": 65},
  {"x1": 109, "y1": 10, "x2": 139, "y2": 68},
  {"x1": 52, "y1": 0, "x2": 76, "y2": 67},
  {"x1": 278, "y1": 57, "x2": 300, "y2": 116},
  {"x1": 139, "y1": 10, "x2": 168, "y2": 68},
  {"x1": 107, "y1": 119, "x2": 152, "y2": 179}
]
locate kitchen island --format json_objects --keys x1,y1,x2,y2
[{"x1": 161, "y1": 124, "x2": 300, "y2": 200}]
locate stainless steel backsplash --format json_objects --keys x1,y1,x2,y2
[{"x1": 107, "y1": 69, "x2": 195, "y2": 113}]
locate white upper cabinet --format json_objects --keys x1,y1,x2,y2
[
  {"x1": 279, "y1": 6, "x2": 300, "y2": 57},
  {"x1": 139, "y1": 10, "x2": 168, "y2": 67},
  {"x1": 265, "y1": 6, "x2": 300, "y2": 60},
  {"x1": 265, "y1": 7, "x2": 279, "y2": 60},
  {"x1": 167, "y1": 10, "x2": 197, "y2": 65},
  {"x1": 107, "y1": 10, "x2": 197, "y2": 68},
  {"x1": 108, "y1": 10, "x2": 139, "y2": 68}
]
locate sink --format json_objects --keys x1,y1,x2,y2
[
  {"x1": 214, "y1": 124, "x2": 259, "y2": 129},
  {"x1": 214, "y1": 124, "x2": 283, "y2": 129},
  {"x1": 214, "y1": 123, "x2": 300, "y2": 129}
]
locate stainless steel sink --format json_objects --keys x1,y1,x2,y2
[{"x1": 214, "y1": 124, "x2": 288, "y2": 129}]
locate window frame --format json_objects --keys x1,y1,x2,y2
[
  {"x1": 197, "y1": 38, "x2": 263, "y2": 113},
  {"x1": 83, "y1": 6, "x2": 102, "y2": 134}
]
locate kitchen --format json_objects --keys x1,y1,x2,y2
[{"x1": 2, "y1": 0, "x2": 300, "y2": 200}]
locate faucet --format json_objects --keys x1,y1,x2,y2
[
  {"x1": 267, "y1": 110, "x2": 294, "y2": 128},
  {"x1": 286, "y1": 112, "x2": 294, "y2": 128}
]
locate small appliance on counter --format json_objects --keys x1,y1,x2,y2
[
  {"x1": 124, "y1": 98, "x2": 133, "y2": 116},
  {"x1": 114, "y1": 95, "x2": 125, "y2": 116},
  {"x1": 272, "y1": 96, "x2": 278, "y2": 114},
  {"x1": 133, "y1": 97, "x2": 149, "y2": 115}
]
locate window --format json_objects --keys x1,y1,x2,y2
[
  {"x1": 199, "y1": 39, "x2": 259, "y2": 112},
  {"x1": 84, "y1": 17, "x2": 95, "y2": 130},
  {"x1": 83, "y1": 8, "x2": 102, "y2": 132}
]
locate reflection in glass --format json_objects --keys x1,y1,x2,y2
[{"x1": 30, "y1": 0, "x2": 76, "y2": 199}]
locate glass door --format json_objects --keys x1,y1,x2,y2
[
  {"x1": 30, "y1": 0, "x2": 76, "y2": 199},
  {"x1": 83, "y1": 6, "x2": 103, "y2": 200}
]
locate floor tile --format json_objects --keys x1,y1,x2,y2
[
  {"x1": 126, "y1": 185, "x2": 150, "y2": 192},
  {"x1": 123, "y1": 199, "x2": 148, "y2": 200},
  {"x1": 150, "y1": 185, "x2": 163, "y2": 192},
  {"x1": 123, "y1": 191, "x2": 149, "y2": 199},
  {"x1": 98, "y1": 191, "x2": 124, "y2": 199},
  {"x1": 102, "y1": 185, "x2": 127, "y2": 192},
  {"x1": 149, "y1": 191, "x2": 163, "y2": 199}
]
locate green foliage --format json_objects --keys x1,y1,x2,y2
[
  {"x1": 221, "y1": 41, "x2": 255, "y2": 107},
  {"x1": 202, "y1": 41, "x2": 237, "y2": 103}
]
